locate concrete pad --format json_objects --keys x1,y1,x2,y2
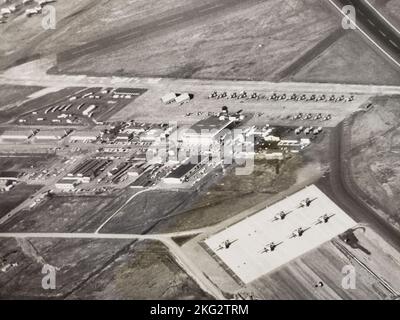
[{"x1": 204, "y1": 185, "x2": 357, "y2": 284}]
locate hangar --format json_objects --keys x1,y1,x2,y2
[
  {"x1": 69, "y1": 130, "x2": 101, "y2": 142},
  {"x1": 35, "y1": 129, "x2": 69, "y2": 141},
  {"x1": 183, "y1": 116, "x2": 234, "y2": 148},
  {"x1": 0, "y1": 130, "x2": 35, "y2": 141}
]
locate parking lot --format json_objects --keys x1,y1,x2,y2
[{"x1": 15, "y1": 87, "x2": 147, "y2": 126}]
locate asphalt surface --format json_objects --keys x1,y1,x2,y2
[
  {"x1": 317, "y1": 123, "x2": 400, "y2": 253},
  {"x1": 58, "y1": 0, "x2": 264, "y2": 63},
  {"x1": 332, "y1": 0, "x2": 400, "y2": 63}
]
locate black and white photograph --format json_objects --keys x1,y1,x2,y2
[{"x1": 0, "y1": 0, "x2": 399, "y2": 307}]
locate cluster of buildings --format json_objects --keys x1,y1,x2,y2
[
  {"x1": 0, "y1": 129, "x2": 101, "y2": 143},
  {"x1": 55, "y1": 158, "x2": 111, "y2": 191}
]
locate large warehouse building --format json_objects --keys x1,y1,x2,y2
[
  {"x1": 0, "y1": 130, "x2": 35, "y2": 141},
  {"x1": 163, "y1": 156, "x2": 209, "y2": 184},
  {"x1": 35, "y1": 129, "x2": 70, "y2": 141},
  {"x1": 69, "y1": 130, "x2": 101, "y2": 142},
  {"x1": 183, "y1": 116, "x2": 234, "y2": 149}
]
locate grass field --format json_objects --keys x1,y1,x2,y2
[
  {"x1": 0, "y1": 184, "x2": 41, "y2": 220},
  {"x1": 0, "y1": 85, "x2": 43, "y2": 110},
  {"x1": 0, "y1": 190, "x2": 136, "y2": 233},
  {"x1": 0, "y1": 238, "x2": 212, "y2": 299},
  {"x1": 292, "y1": 32, "x2": 400, "y2": 86},
  {"x1": 55, "y1": 0, "x2": 338, "y2": 81}
]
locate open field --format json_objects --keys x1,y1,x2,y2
[
  {"x1": 0, "y1": 238, "x2": 211, "y2": 299},
  {"x1": 0, "y1": 191, "x2": 137, "y2": 233},
  {"x1": 0, "y1": 84, "x2": 43, "y2": 110},
  {"x1": 292, "y1": 32, "x2": 400, "y2": 86},
  {"x1": 0, "y1": 154, "x2": 56, "y2": 171},
  {"x1": 0, "y1": 184, "x2": 41, "y2": 220},
  {"x1": 54, "y1": 0, "x2": 338, "y2": 81},
  {"x1": 100, "y1": 190, "x2": 195, "y2": 234},
  {"x1": 346, "y1": 96, "x2": 400, "y2": 231}
]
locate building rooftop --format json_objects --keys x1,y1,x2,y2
[
  {"x1": 114, "y1": 88, "x2": 143, "y2": 95},
  {"x1": 0, "y1": 130, "x2": 34, "y2": 137},
  {"x1": 187, "y1": 117, "x2": 233, "y2": 135},
  {"x1": 36, "y1": 129, "x2": 68, "y2": 138},
  {"x1": 165, "y1": 156, "x2": 204, "y2": 179},
  {"x1": 0, "y1": 171, "x2": 20, "y2": 180}
]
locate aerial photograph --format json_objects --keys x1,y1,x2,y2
[{"x1": 0, "y1": 0, "x2": 400, "y2": 306}]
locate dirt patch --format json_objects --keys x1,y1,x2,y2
[{"x1": 347, "y1": 96, "x2": 400, "y2": 229}]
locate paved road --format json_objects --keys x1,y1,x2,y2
[
  {"x1": 57, "y1": 0, "x2": 264, "y2": 62},
  {"x1": 328, "y1": 0, "x2": 400, "y2": 67},
  {"x1": 317, "y1": 123, "x2": 400, "y2": 252}
]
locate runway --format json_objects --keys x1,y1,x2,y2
[
  {"x1": 329, "y1": 0, "x2": 400, "y2": 66},
  {"x1": 57, "y1": 0, "x2": 264, "y2": 63}
]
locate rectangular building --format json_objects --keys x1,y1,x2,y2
[
  {"x1": 69, "y1": 130, "x2": 101, "y2": 142},
  {"x1": 35, "y1": 129, "x2": 69, "y2": 141},
  {"x1": 163, "y1": 156, "x2": 209, "y2": 184},
  {"x1": 183, "y1": 116, "x2": 234, "y2": 148},
  {"x1": 0, "y1": 130, "x2": 34, "y2": 141}
]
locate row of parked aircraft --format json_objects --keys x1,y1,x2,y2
[{"x1": 215, "y1": 197, "x2": 336, "y2": 254}]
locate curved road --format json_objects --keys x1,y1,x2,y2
[{"x1": 317, "y1": 122, "x2": 400, "y2": 252}]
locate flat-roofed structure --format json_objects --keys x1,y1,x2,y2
[
  {"x1": 35, "y1": 129, "x2": 69, "y2": 141},
  {"x1": 204, "y1": 185, "x2": 357, "y2": 284},
  {"x1": 0, "y1": 171, "x2": 20, "y2": 181},
  {"x1": 163, "y1": 156, "x2": 209, "y2": 184},
  {"x1": 175, "y1": 93, "x2": 191, "y2": 104},
  {"x1": 55, "y1": 178, "x2": 80, "y2": 191},
  {"x1": 0, "y1": 130, "x2": 34, "y2": 141},
  {"x1": 69, "y1": 130, "x2": 101, "y2": 142},
  {"x1": 68, "y1": 159, "x2": 111, "y2": 183},
  {"x1": 114, "y1": 88, "x2": 143, "y2": 96},
  {"x1": 183, "y1": 116, "x2": 234, "y2": 148},
  {"x1": 161, "y1": 92, "x2": 177, "y2": 104}
]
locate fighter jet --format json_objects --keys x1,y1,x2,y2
[
  {"x1": 216, "y1": 239, "x2": 238, "y2": 251},
  {"x1": 298, "y1": 197, "x2": 317, "y2": 208},
  {"x1": 271, "y1": 210, "x2": 291, "y2": 222},
  {"x1": 289, "y1": 227, "x2": 310, "y2": 239},
  {"x1": 315, "y1": 213, "x2": 335, "y2": 225},
  {"x1": 260, "y1": 242, "x2": 279, "y2": 254}
]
